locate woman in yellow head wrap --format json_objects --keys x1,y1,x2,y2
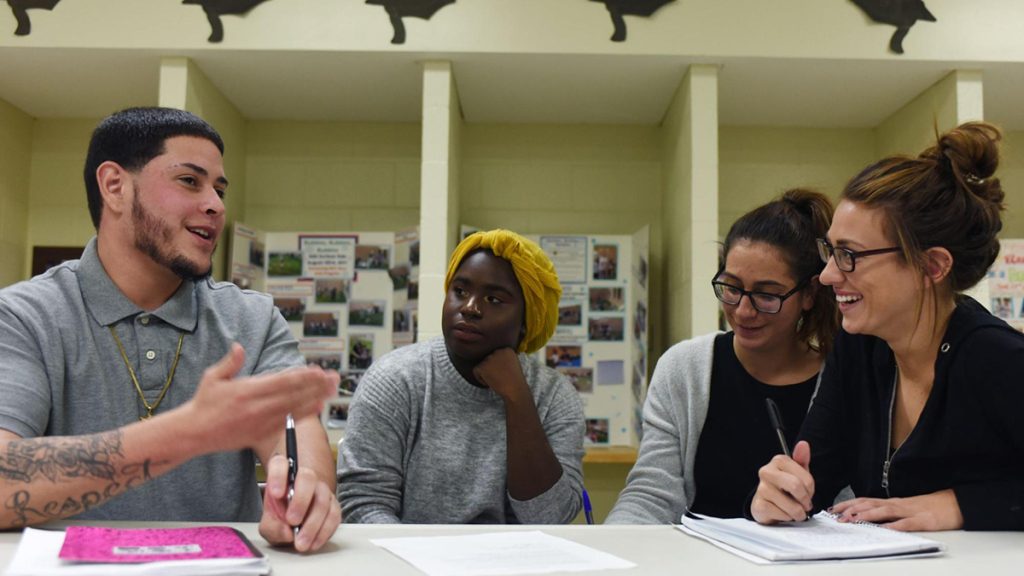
[
  {"x1": 444, "y1": 229, "x2": 562, "y2": 354},
  {"x1": 339, "y1": 228, "x2": 585, "y2": 525}
]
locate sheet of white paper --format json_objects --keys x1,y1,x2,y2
[
  {"x1": 4, "y1": 529, "x2": 268, "y2": 576},
  {"x1": 371, "y1": 530, "x2": 635, "y2": 576}
]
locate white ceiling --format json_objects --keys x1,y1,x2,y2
[{"x1": 1, "y1": 47, "x2": 1023, "y2": 129}]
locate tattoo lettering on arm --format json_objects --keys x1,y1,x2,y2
[
  {"x1": 1, "y1": 432, "x2": 122, "y2": 483},
  {"x1": 0, "y1": 431, "x2": 163, "y2": 526}
]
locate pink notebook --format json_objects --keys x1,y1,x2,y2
[{"x1": 58, "y1": 526, "x2": 263, "y2": 563}]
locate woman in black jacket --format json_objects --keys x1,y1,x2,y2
[{"x1": 751, "y1": 121, "x2": 1024, "y2": 531}]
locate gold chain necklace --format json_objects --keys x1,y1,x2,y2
[{"x1": 109, "y1": 325, "x2": 185, "y2": 421}]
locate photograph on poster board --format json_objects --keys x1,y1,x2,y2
[
  {"x1": 597, "y1": 360, "x2": 624, "y2": 385},
  {"x1": 349, "y1": 335, "x2": 375, "y2": 370},
  {"x1": 559, "y1": 367, "x2": 593, "y2": 394},
  {"x1": 993, "y1": 297, "x2": 1014, "y2": 319},
  {"x1": 407, "y1": 280, "x2": 419, "y2": 301},
  {"x1": 592, "y1": 244, "x2": 618, "y2": 280},
  {"x1": 273, "y1": 298, "x2": 305, "y2": 322},
  {"x1": 303, "y1": 312, "x2": 339, "y2": 337},
  {"x1": 636, "y1": 255, "x2": 648, "y2": 289},
  {"x1": 249, "y1": 241, "x2": 265, "y2": 267},
  {"x1": 389, "y1": 264, "x2": 411, "y2": 291},
  {"x1": 349, "y1": 300, "x2": 386, "y2": 327},
  {"x1": 585, "y1": 418, "x2": 610, "y2": 445},
  {"x1": 589, "y1": 317, "x2": 624, "y2": 341},
  {"x1": 305, "y1": 353, "x2": 341, "y2": 371},
  {"x1": 638, "y1": 344, "x2": 647, "y2": 377},
  {"x1": 325, "y1": 401, "x2": 350, "y2": 429},
  {"x1": 338, "y1": 372, "x2": 363, "y2": 396},
  {"x1": 393, "y1": 309, "x2": 414, "y2": 347},
  {"x1": 558, "y1": 302, "x2": 583, "y2": 326},
  {"x1": 409, "y1": 240, "x2": 420, "y2": 266},
  {"x1": 268, "y1": 252, "x2": 303, "y2": 277},
  {"x1": 634, "y1": 301, "x2": 647, "y2": 340},
  {"x1": 541, "y1": 236, "x2": 588, "y2": 284},
  {"x1": 355, "y1": 244, "x2": 391, "y2": 270},
  {"x1": 393, "y1": 308, "x2": 412, "y2": 333},
  {"x1": 545, "y1": 345, "x2": 582, "y2": 368},
  {"x1": 315, "y1": 278, "x2": 349, "y2": 304},
  {"x1": 589, "y1": 287, "x2": 625, "y2": 312}
]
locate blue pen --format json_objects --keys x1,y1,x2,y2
[{"x1": 582, "y1": 488, "x2": 594, "y2": 525}]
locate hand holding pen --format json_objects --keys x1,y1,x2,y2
[
  {"x1": 750, "y1": 399, "x2": 815, "y2": 524},
  {"x1": 260, "y1": 413, "x2": 341, "y2": 552}
]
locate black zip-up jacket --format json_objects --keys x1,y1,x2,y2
[{"x1": 798, "y1": 297, "x2": 1024, "y2": 530}]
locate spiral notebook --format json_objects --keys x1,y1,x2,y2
[{"x1": 677, "y1": 511, "x2": 945, "y2": 564}]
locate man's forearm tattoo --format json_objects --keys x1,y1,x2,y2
[
  {"x1": 1, "y1": 431, "x2": 123, "y2": 483},
  {"x1": 0, "y1": 431, "x2": 159, "y2": 526}
]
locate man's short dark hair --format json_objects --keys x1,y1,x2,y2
[{"x1": 84, "y1": 107, "x2": 225, "y2": 229}]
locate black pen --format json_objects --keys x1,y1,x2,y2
[
  {"x1": 765, "y1": 398, "x2": 790, "y2": 457},
  {"x1": 285, "y1": 413, "x2": 300, "y2": 537},
  {"x1": 766, "y1": 398, "x2": 810, "y2": 521}
]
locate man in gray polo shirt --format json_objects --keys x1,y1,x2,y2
[{"x1": 0, "y1": 107, "x2": 340, "y2": 552}]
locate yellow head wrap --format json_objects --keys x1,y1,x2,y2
[{"x1": 444, "y1": 230, "x2": 562, "y2": 354}]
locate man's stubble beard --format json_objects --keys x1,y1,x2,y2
[{"x1": 131, "y1": 192, "x2": 214, "y2": 282}]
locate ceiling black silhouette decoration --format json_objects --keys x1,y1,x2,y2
[
  {"x1": 6, "y1": 0, "x2": 60, "y2": 36},
  {"x1": 591, "y1": 0, "x2": 675, "y2": 42},
  {"x1": 367, "y1": 0, "x2": 456, "y2": 45},
  {"x1": 851, "y1": 0, "x2": 935, "y2": 54},
  {"x1": 182, "y1": 0, "x2": 272, "y2": 43}
]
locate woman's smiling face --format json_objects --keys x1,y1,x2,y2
[
  {"x1": 717, "y1": 240, "x2": 812, "y2": 354},
  {"x1": 819, "y1": 200, "x2": 921, "y2": 342}
]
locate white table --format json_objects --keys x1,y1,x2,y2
[{"x1": 2, "y1": 522, "x2": 1022, "y2": 575}]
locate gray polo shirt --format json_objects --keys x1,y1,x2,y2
[{"x1": 0, "y1": 237, "x2": 303, "y2": 521}]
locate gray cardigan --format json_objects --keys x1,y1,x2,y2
[{"x1": 606, "y1": 333, "x2": 718, "y2": 524}]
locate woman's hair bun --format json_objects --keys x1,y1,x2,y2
[{"x1": 933, "y1": 121, "x2": 1005, "y2": 206}]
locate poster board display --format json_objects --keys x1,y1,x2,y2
[
  {"x1": 229, "y1": 223, "x2": 419, "y2": 439},
  {"x1": 534, "y1": 230, "x2": 650, "y2": 448}
]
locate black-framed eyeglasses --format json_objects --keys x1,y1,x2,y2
[
  {"x1": 816, "y1": 238, "x2": 901, "y2": 273},
  {"x1": 711, "y1": 275, "x2": 810, "y2": 314}
]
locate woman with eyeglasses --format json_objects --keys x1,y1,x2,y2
[
  {"x1": 751, "y1": 122, "x2": 1024, "y2": 531},
  {"x1": 607, "y1": 189, "x2": 839, "y2": 523}
]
